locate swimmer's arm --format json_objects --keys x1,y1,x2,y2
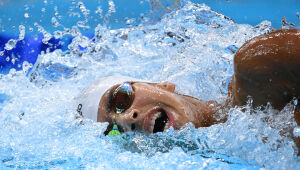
[{"x1": 231, "y1": 29, "x2": 300, "y2": 109}]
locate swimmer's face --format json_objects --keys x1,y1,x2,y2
[{"x1": 98, "y1": 82, "x2": 217, "y2": 133}]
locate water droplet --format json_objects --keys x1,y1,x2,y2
[
  {"x1": 29, "y1": 27, "x2": 33, "y2": 32},
  {"x1": 19, "y1": 25, "x2": 25, "y2": 40},
  {"x1": 54, "y1": 6, "x2": 59, "y2": 17},
  {"x1": 5, "y1": 39, "x2": 17, "y2": 50},
  {"x1": 6, "y1": 57, "x2": 9, "y2": 62},
  {"x1": 34, "y1": 23, "x2": 52, "y2": 44},
  {"x1": 51, "y1": 17, "x2": 59, "y2": 27},
  {"x1": 41, "y1": 8, "x2": 46, "y2": 13},
  {"x1": 95, "y1": 7, "x2": 103, "y2": 18},
  {"x1": 54, "y1": 31, "x2": 63, "y2": 39},
  {"x1": 24, "y1": 5, "x2": 29, "y2": 11},
  {"x1": 11, "y1": 58, "x2": 15, "y2": 64},
  {"x1": 77, "y1": 1, "x2": 90, "y2": 16},
  {"x1": 22, "y1": 61, "x2": 33, "y2": 74},
  {"x1": 0, "y1": 51, "x2": 4, "y2": 56},
  {"x1": 71, "y1": 26, "x2": 80, "y2": 37},
  {"x1": 79, "y1": 36, "x2": 89, "y2": 48},
  {"x1": 77, "y1": 21, "x2": 85, "y2": 28},
  {"x1": 42, "y1": 32, "x2": 52, "y2": 44},
  {"x1": 24, "y1": 13, "x2": 30, "y2": 18},
  {"x1": 34, "y1": 34, "x2": 38, "y2": 41},
  {"x1": 108, "y1": 0, "x2": 116, "y2": 13},
  {"x1": 125, "y1": 18, "x2": 136, "y2": 26}
]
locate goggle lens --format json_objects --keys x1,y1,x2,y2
[{"x1": 112, "y1": 82, "x2": 134, "y2": 114}]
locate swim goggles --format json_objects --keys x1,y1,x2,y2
[{"x1": 108, "y1": 82, "x2": 134, "y2": 136}]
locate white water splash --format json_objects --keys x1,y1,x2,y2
[
  {"x1": 0, "y1": 1, "x2": 299, "y2": 169},
  {"x1": 34, "y1": 22, "x2": 52, "y2": 44},
  {"x1": 4, "y1": 39, "x2": 17, "y2": 50}
]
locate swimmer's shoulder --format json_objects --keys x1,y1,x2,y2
[
  {"x1": 232, "y1": 29, "x2": 300, "y2": 108},
  {"x1": 234, "y1": 29, "x2": 300, "y2": 72}
]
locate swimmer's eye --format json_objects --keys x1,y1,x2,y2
[{"x1": 111, "y1": 82, "x2": 134, "y2": 114}]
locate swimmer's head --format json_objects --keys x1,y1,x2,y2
[{"x1": 95, "y1": 76, "x2": 218, "y2": 134}]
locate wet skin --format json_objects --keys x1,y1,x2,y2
[
  {"x1": 97, "y1": 29, "x2": 300, "y2": 153},
  {"x1": 98, "y1": 82, "x2": 219, "y2": 133},
  {"x1": 229, "y1": 29, "x2": 300, "y2": 154}
]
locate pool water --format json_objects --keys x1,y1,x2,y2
[{"x1": 0, "y1": 0, "x2": 300, "y2": 169}]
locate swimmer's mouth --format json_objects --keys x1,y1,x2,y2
[{"x1": 144, "y1": 107, "x2": 174, "y2": 133}]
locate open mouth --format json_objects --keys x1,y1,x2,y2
[{"x1": 147, "y1": 109, "x2": 171, "y2": 133}]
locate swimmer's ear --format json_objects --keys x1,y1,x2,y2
[{"x1": 156, "y1": 82, "x2": 175, "y2": 92}]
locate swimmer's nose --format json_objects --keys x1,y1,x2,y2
[{"x1": 117, "y1": 109, "x2": 141, "y2": 131}]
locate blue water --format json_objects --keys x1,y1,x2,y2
[{"x1": 0, "y1": 0, "x2": 300, "y2": 169}]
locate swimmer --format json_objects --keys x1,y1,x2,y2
[{"x1": 76, "y1": 29, "x2": 300, "y2": 153}]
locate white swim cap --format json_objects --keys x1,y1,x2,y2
[{"x1": 74, "y1": 75, "x2": 143, "y2": 121}]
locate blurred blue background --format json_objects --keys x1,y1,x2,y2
[{"x1": 0, "y1": 0, "x2": 299, "y2": 74}]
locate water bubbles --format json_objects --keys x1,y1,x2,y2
[
  {"x1": 4, "y1": 39, "x2": 17, "y2": 51},
  {"x1": 29, "y1": 27, "x2": 33, "y2": 32},
  {"x1": 41, "y1": 8, "x2": 46, "y2": 13},
  {"x1": 24, "y1": 13, "x2": 30, "y2": 18},
  {"x1": 6, "y1": 56, "x2": 10, "y2": 62}
]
